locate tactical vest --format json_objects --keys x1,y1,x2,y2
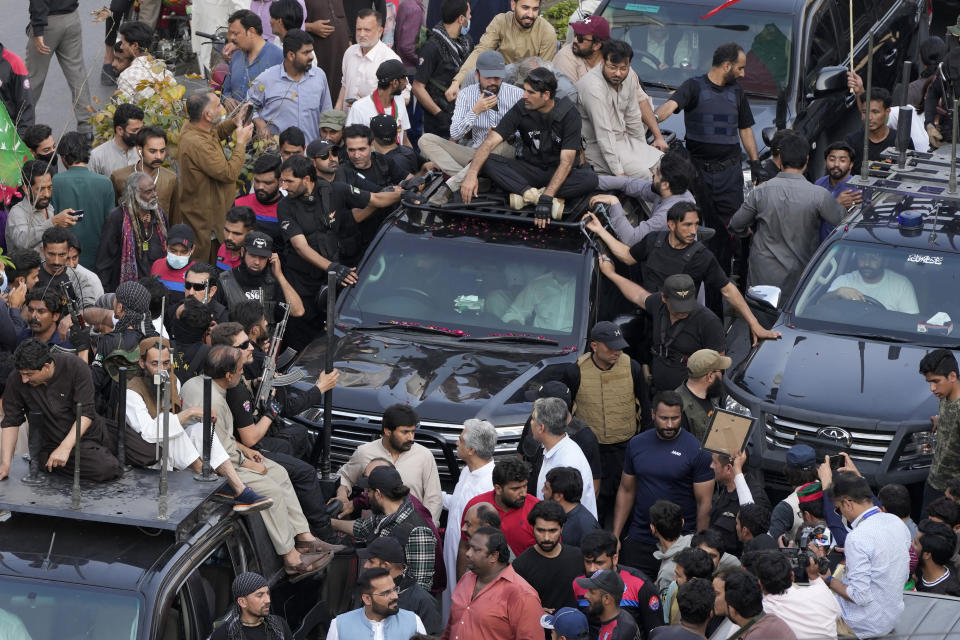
[
  {"x1": 641, "y1": 231, "x2": 706, "y2": 292},
  {"x1": 220, "y1": 269, "x2": 278, "y2": 320},
  {"x1": 782, "y1": 490, "x2": 804, "y2": 541},
  {"x1": 518, "y1": 97, "x2": 576, "y2": 167},
  {"x1": 684, "y1": 75, "x2": 740, "y2": 146},
  {"x1": 574, "y1": 353, "x2": 638, "y2": 444}
]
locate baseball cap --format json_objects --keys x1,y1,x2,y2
[
  {"x1": 357, "y1": 466, "x2": 405, "y2": 491},
  {"x1": 167, "y1": 224, "x2": 195, "y2": 250},
  {"x1": 571, "y1": 15, "x2": 610, "y2": 41},
  {"x1": 687, "y1": 349, "x2": 732, "y2": 378},
  {"x1": 376, "y1": 59, "x2": 415, "y2": 81},
  {"x1": 318, "y1": 109, "x2": 347, "y2": 131},
  {"x1": 786, "y1": 444, "x2": 817, "y2": 469},
  {"x1": 476, "y1": 50, "x2": 507, "y2": 78},
  {"x1": 541, "y1": 608, "x2": 589, "y2": 637},
  {"x1": 524, "y1": 380, "x2": 573, "y2": 409},
  {"x1": 306, "y1": 138, "x2": 339, "y2": 158},
  {"x1": 575, "y1": 569, "x2": 625, "y2": 597},
  {"x1": 589, "y1": 321, "x2": 628, "y2": 350},
  {"x1": 243, "y1": 231, "x2": 273, "y2": 258},
  {"x1": 371, "y1": 114, "x2": 398, "y2": 141},
  {"x1": 662, "y1": 273, "x2": 697, "y2": 313},
  {"x1": 357, "y1": 536, "x2": 406, "y2": 563}
]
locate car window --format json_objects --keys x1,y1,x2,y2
[
  {"x1": 341, "y1": 229, "x2": 585, "y2": 341},
  {"x1": 804, "y1": 0, "x2": 840, "y2": 90},
  {"x1": 792, "y1": 240, "x2": 958, "y2": 344},
  {"x1": 599, "y1": 0, "x2": 793, "y2": 96},
  {"x1": 849, "y1": 0, "x2": 875, "y2": 45}
]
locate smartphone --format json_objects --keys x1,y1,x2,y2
[
  {"x1": 73, "y1": 209, "x2": 84, "y2": 220},
  {"x1": 482, "y1": 90, "x2": 495, "y2": 98},
  {"x1": 242, "y1": 104, "x2": 253, "y2": 125},
  {"x1": 829, "y1": 454, "x2": 845, "y2": 470}
]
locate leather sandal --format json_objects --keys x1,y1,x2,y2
[
  {"x1": 296, "y1": 539, "x2": 346, "y2": 555},
  {"x1": 284, "y1": 551, "x2": 330, "y2": 583}
]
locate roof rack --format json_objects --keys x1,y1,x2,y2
[
  {"x1": 400, "y1": 199, "x2": 586, "y2": 229},
  {"x1": 0, "y1": 458, "x2": 227, "y2": 539},
  {"x1": 846, "y1": 148, "x2": 960, "y2": 204}
]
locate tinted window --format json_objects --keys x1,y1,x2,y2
[{"x1": 805, "y1": 0, "x2": 840, "y2": 89}]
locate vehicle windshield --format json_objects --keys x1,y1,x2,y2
[
  {"x1": 340, "y1": 223, "x2": 585, "y2": 343},
  {"x1": 791, "y1": 240, "x2": 960, "y2": 345},
  {"x1": 600, "y1": 0, "x2": 793, "y2": 97},
  {"x1": 0, "y1": 577, "x2": 140, "y2": 639}
]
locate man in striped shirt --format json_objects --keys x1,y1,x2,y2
[{"x1": 419, "y1": 50, "x2": 522, "y2": 204}]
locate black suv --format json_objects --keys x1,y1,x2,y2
[
  {"x1": 595, "y1": 0, "x2": 926, "y2": 174},
  {"x1": 287, "y1": 203, "x2": 600, "y2": 487},
  {"x1": 0, "y1": 459, "x2": 342, "y2": 639},
  {"x1": 724, "y1": 150, "x2": 959, "y2": 493}
]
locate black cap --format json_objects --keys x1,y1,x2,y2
[
  {"x1": 376, "y1": 59, "x2": 415, "y2": 81},
  {"x1": 575, "y1": 569, "x2": 625, "y2": 597},
  {"x1": 306, "y1": 138, "x2": 339, "y2": 158},
  {"x1": 357, "y1": 536, "x2": 406, "y2": 563},
  {"x1": 357, "y1": 466, "x2": 405, "y2": 491},
  {"x1": 524, "y1": 380, "x2": 572, "y2": 410},
  {"x1": 589, "y1": 321, "x2": 628, "y2": 350},
  {"x1": 371, "y1": 114, "x2": 398, "y2": 141},
  {"x1": 168, "y1": 224, "x2": 195, "y2": 250},
  {"x1": 243, "y1": 231, "x2": 273, "y2": 257},
  {"x1": 662, "y1": 274, "x2": 698, "y2": 313}
]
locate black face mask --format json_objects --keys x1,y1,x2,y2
[{"x1": 36, "y1": 153, "x2": 58, "y2": 175}]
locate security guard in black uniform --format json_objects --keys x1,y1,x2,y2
[
  {"x1": 277, "y1": 155, "x2": 367, "y2": 351},
  {"x1": 219, "y1": 231, "x2": 304, "y2": 324},
  {"x1": 654, "y1": 43, "x2": 761, "y2": 308}
]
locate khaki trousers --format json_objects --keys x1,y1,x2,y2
[
  {"x1": 418, "y1": 134, "x2": 515, "y2": 191},
  {"x1": 25, "y1": 12, "x2": 93, "y2": 133},
  {"x1": 236, "y1": 457, "x2": 311, "y2": 555}
]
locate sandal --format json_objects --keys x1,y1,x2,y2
[
  {"x1": 284, "y1": 552, "x2": 333, "y2": 584},
  {"x1": 296, "y1": 539, "x2": 346, "y2": 555}
]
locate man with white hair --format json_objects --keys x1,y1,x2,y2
[
  {"x1": 532, "y1": 396, "x2": 597, "y2": 519},
  {"x1": 441, "y1": 418, "x2": 497, "y2": 621}
]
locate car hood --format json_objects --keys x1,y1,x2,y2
[
  {"x1": 731, "y1": 323, "x2": 938, "y2": 422},
  {"x1": 295, "y1": 329, "x2": 573, "y2": 423},
  {"x1": 648, "y1": 87, "x2": 776, "y2": 158}
]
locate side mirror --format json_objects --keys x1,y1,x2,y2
[
  {"x1": 746, "y1": 285, "x2": 781, "y2": 310},
  {"x1": 762, "y1": 126, "x2": 777, "y2": 147},
  {"x1": 813, "y1": 66, "x2": 849, "y2": 98}
]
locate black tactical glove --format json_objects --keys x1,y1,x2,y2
[
  {"x1": 401, "y1": 189, "x2": 424, "y2": 205},
  {"x1": 263, "y1": 398, "x2": 282, "y2": 423},
  {"x1": 68, "y1": 324, "x2": 91, "y2": 351},
  {"x1": 535, "y1": 194, "x2": 553, "y2": 221},
  {"x1": 328, "y1": 262, "x2": 353, "y2": 285},
  {"x1": 749, "y1": 159, "x2": 764, "y2": 184}
]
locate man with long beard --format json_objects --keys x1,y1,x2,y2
[
  {"x1": 235, "y1": 154, "x2": 284, "y2": 245},
  {"x1": 332, "y1": 466, "x2": 438, "y2": 590},
  {"x1": 110, "y1": 127, "x2": 181, "y2": 226}
]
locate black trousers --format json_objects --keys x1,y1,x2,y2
[
  {"x1": 619, "y1": 537, "x2": 661, "y2": 580},
  {"x1": 598, "y1": 441, "x2": 629, "y2": 528},
  {"x1": 692, "y1": 159, "x2": 744, "y2": 314},
  {"x1": 40, "y1": 440, "x2": 123, "y2": 482},
  {"x1": 261, "y1": 449, "x2": 331, "y2": 534},
  {"x1": 258, "y1": 421, "x2": 312, "y2": 462},
  {"x1": 481, "y1": 155, "x2": 599, "y2": 200}
]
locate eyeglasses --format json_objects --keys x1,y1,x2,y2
[
  {"x1": 184, "y1": 281, "x2": 210, "y2": 291},
  {"x1": 313, "y1": 146, "x2": 339, "y2": 160},
  {"x1": 372, "y1": 586, "x2": 399, "y2": 598},
  {"x1": 575, "y1": 34, "x2": 595, "y2": 43}
]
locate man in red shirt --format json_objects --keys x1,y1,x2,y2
[
  {"x1": 150, "y1": 224, "x2": 195, "y2": 293},
  {"x1": 216, "y1": 206, "x2": 255, "y2": 271},
  {"x1": 234, "y1": 153, "x2": 283, "y2": 244},
  {"x1": 444, "y1": 526, "x2": 544, "y2": 640},
  {"x1": 462, "y1": 457, "x2": 539, "y2": 556}
]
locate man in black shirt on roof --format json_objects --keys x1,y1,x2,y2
[
  {"x1": 278, "y1": 155, "x2": 363, "y2": 351},
  {"x1": 460, "y1": 67, "x2": 599, "y2": 227}
]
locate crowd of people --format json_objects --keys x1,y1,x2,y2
[{"x1": 2, "y1": 0, "x2": 960, "y2": 638}]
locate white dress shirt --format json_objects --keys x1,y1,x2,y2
[
  {"x1": 340, "y1": 40, "x2": 411, "y2": 106},
  {"x1": 536, "y1": 434, "x2": 597, "y2": 518}
]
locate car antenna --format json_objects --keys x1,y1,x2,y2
[
  {"x1": 896, "y1": 60, "x2": 911, "y2": 170},
  {"x1": 40, "y1": 532, "x2": 56, "y2": 571},
  {"x1": 858, "y1": 31, "x2": 874, "y2": 183}
]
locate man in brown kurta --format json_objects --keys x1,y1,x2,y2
[
  {"x1": 110, "y1": 127, "x2": 181, "y2": 225},
  {"x1": 177, "y1": 92, "x2": 253, "y2": 263},
  {"x1": 304, "y1": 0, "x2": 350, "y2": 100}
]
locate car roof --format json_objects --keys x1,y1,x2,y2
[
  {"x1": 0, "y1": 511, "x2": 175, "y2": 590},
  {"x1": 598, "y1": 0, "x2": 799, "y2": 17}
]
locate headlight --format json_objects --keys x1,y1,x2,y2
[
  {"x1": 724, "y1": 396, "x2": 753, "y2": 417},
  {"x1": 909, "y1": 430, "x2": 937, "y2": 456},
  {"x1": 495, "y1": 425, "x2": 525, "y2": 439}
]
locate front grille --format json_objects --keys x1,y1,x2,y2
[
  {"x1": 764, "y1": 414, "x2": 893, "y2": 463},
  {"x1": 296, "y1": 408, "x2": 521, "y2": 485}
]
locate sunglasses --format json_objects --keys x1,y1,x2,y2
[
  {"x1": 184, "y1": 281, "x2": 210, "y2": 291},
  {"x1": 235, "y1": 340, "x2": 252, "y2": 350},
  {"x1": 313, "y1": 146, "x2": 340, "y2": 160}
]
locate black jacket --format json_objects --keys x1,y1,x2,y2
[
  {"x1": 28, "y1": 0, "x2": 79, "y2": 36},
  {"x1": 0, "y1": 44, "x2": 34, "y2": 134}
]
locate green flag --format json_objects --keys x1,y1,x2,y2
[{"x1": 0, "y1": 103, "x2": 29, "y2": 188}]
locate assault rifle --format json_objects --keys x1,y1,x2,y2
[{"x1": 253, "y1": 302, "x2": 305, "y2": 413}]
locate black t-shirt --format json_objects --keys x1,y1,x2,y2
[
  {"x1": 629, "y1": 233, "x2": 729, "y2": 293},
  {"x1": 709, "y1": 476, "x2": 771, "y2": 555},
  {"x1": 277, "y1": 183, "x2": 368, "y2": 287},
  {"x1": 415, "y1": 34, "x2": 470, "y2": 136},
  {"x1": 511, "y1": 544, "x2": 583, "y2": 611},
  {"x1": 671, "y1": 76, "x2": 755, "y2": 161},
  {"x1": 843, "y1": 126, "x2": 913, "y2": 173},
  {"x1": 562, "y1": 503, "x2": 601, "y2": 548},
  {"x1": 646, "y1": 295, "x2": 724, "y2": 392},
  {"x1": 337, "y1": 152, "x2": 407, "y2": 189},
  {"x1": 916, "y1": 568, "x2": 960, "y2": 596},
  {"x1": 493, "y1": 97, "x2": 582, "y2": 169},
  {"x1": 226, "y1": 381, "x2": 257, "y2": 432},
  {"x1": 385, "y1": 145, "x2": 420, "y2": 176},
  {"x1": 209, "y1": 617, "x2": 293, "y2": 640}
]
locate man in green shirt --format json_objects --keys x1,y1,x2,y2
[
  {"x1": 51, "y1": 132, "x2": 115, "y2": 270},
  {"x1": 919, "y1": 349, "x2": 960, "y2": 508}
]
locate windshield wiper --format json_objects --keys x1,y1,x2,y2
[
  {"x1": 643, "y1": 81, "x2": 676, "y2": 92},
  {"x1": 354, "y1": 321, "x2": 467, "y2": 337},
  {"x1": 459, "y1": 335, "x2": 560, "y2": 346},
  {"x1": 823, "y1": 330, "x2": 910, "y2": 343}
]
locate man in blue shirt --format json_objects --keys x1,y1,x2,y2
[
  {"x1": 814, "y1": 141, "x2": 860, "y2": 241},
  {"x1": 611, "y1": 390, "x2": 714, "y2": 580},
  {"x1": 222, "y1": 10, "x2": 284, "y2": 107},
  {"x1": 247, "y1": 29, "x2": 333, "y2": 144}
]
